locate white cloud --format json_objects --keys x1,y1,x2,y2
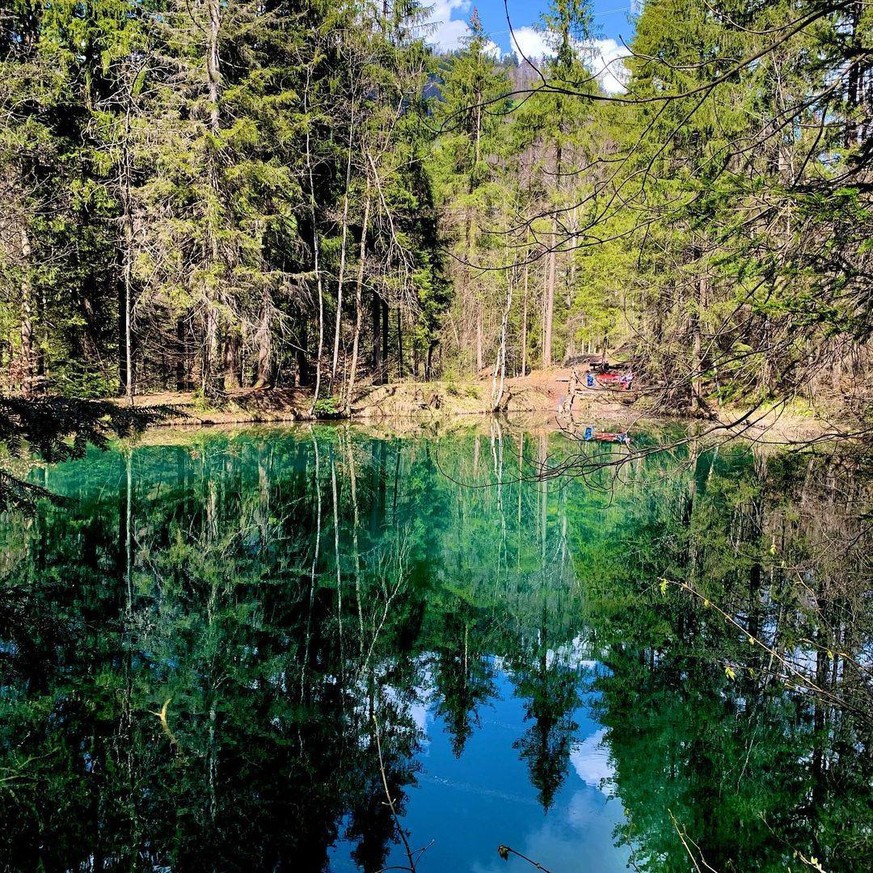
[
  {"x1": 510, "y1": 26, "x2": 552, "y2": 63},
  {"x1": 588, "y1": 38, "x2": 631, "y2": 95},
  {"x1": 424, "y1": 1, "x2": 502, "y2": 58},
  {"x1": 570, "y1": 728, "x2": 615, "y2": 792},
  {"x1": 423, "y1": 3, "x2": 630, "y2": 94},
  {"x1": 424, "y1": 0, "x2": 473, "y2": 53},
  {"x1": 510, "y1": 29, "x2": 630, "y2": 95},
  {"x1": 483, "y1": 39, "x2": 502, "y2": 59}
]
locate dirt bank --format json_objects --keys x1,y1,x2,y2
[
  {"x1": 116, "y1": 372, "x2": 841, "y2": 446},
  {"x1": 123, "y1": 370, "x2": 639, "y2": 426}
]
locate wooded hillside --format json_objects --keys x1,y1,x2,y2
[{"x1": 1, "y1": 0, "x2": 870, "y2": 418}]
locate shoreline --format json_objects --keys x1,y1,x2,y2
[{"x1": 109, "y1": 377, "x2": 841, "y2": 448}]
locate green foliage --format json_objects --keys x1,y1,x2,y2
[
  {"x1": 1, "y1": 0, "x2": 871, "y2": 415},
  {"x1": 312, "y1": 394, "x2": 344, "y2": 418}
]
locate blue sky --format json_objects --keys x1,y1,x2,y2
[
  {"x1": 423, "y1": 0, "x2": 639, "y2": 92},
  {"x1": 471, "y1": 0, "x2": 636, "y2": 51}
]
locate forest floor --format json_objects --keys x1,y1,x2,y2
[{"x1": 120, "y1": 369, "x2": 836, "y2": 444}]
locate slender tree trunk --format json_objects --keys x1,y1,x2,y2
[
  {"x1": 345, "y1": 184, "x2": 371, "y2": 413},
  {"x1": 203, "y1": 307, "x2": 219, "y2": 395},
  {"x1": 396, "y1": 307, "x2": 404, "y2": 378},
  {"x1": 381, "y1": 298, "x2": 389, "y2": 382},
  {"x1": 332, "y1": 116, "x2": 356, "y2": 387},
  {"x1": 253, "y1": 297, "x2": 272, "y2": 388},
  {"x1": 120, "y1": 214, "x2": 134, "y2": 400},
  {"x1": 305, "y1": 68, "x2": 325, "y2": 416},
  {"x1": 203, "y1": 0, "x2": 222, "y2": 397},
  {"x1": 461, "y1": 211, "x2": 474, "y2": 372},
  {"x1": 476, "y1": 302, "x2": 484, "y2": 372},
  {"x1": 493, "y1": 265, "x2": 513, "y2": 410},
  {"x1": 20, "y1": 227, "x2": 35, "y2": 397},
  {"x1": 371, "y1": 291, "x2": 382, "y2": 381},
  {"x1": 206, "y1": 0, "x2": 221, "y2": 135},
  {"x1": 176, "y1": 317, "x2": 188, "y2": 390},
  {"x1": 223, "y1": 333, "x2": 240, "y2": 390},
  {"x1": 521, "y1": 256, "x2": 529, "y2": 377},
  {"x1": 543, "y1": 229, "x2": 556, "y2": 368},
  {"x1": 543, "y1": 145, "x2": 562, "y2": 369},
  {"x1": 692, "y1": 273, "x2": 708, "y2": 412},
  {"x1": 119, "y1": 83, "x2": 136, "y2": 402}
]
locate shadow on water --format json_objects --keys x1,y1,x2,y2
[{"x1": 0, "y1": 423, "x2": 870, "y2": 871}]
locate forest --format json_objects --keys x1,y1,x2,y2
[{"x1": 1, "y1": 0, "x2": 870, "y2": 418}]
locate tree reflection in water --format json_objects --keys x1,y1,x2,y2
[{"x1": 0, "y1": 426, "x2": 869, "y2": 871}]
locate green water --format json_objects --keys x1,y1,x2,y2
[{"x1": 0, "y1": 424, "x2": 870, "y2": 872}]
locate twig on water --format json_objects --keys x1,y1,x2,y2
[
  {"x1": 373, "y1": 712, "x2": 428, "y2": 873},
  {"x1": 497, "y1": 844, "x2": 553, "y2": 872}
]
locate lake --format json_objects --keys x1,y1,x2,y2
[{"x1": 0, "y1": 423, "x2": 870, "y2": 872}]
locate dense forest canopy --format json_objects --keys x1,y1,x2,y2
[{"x1": 0, "y1": 0, "x2": 871, "y2": 418}]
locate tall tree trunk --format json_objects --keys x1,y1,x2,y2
[
  {"x1": 20, "y1": 227, "x2": 35, "y2": 397},
  {"x1": 345, "y1": 185, "x2": 371, "y2": 413},
  {"x1": 223, "y1": 333, "x2": 240, "y2": 390},
  {"x1": 305, "y1": 68, "x2": 325, "y2": 417},
  {"x1": 331, "y1": 116, "x2": 356, "y2": 388},
  {"x1": 371, "y1": 290, "x2": 382, "y2": 382},
  {"x1": 203, "y1": 0, "x2": 222, "y2": 397},
  {"x1": 692, "y1": 273, "x2": 708, "y2": 412},
  {"x1": 206, "y1": 0, "x2": 221, "y2": 134},
  {"x1": 543, "y1": 227, "x2": 557, "y2": 368},
  {"x1": 492, "y1": 265, "x2": 513, "y2": 410},
  {"x1": 203, "y1": 306, "x2": 219, "y2": 395},
  {"x1": 381, "y1": 298, "x2": 389, "y2": 382},
  {"x1": 396, "y1": 307, "x2": 404, "y2": 378},
  {"x1": 253, "y1": 297, "x2": 272, "y2": 388},
  {"x1": 119, "y1": 83, "x2": 136, "y2": 402},
  {"x1": 461, "y1": 210, "x2": 474, "y2": 371},
  {"x1": 476, "y1": 301, "x2": 484, "y2": 372},
  {"x1": 521, "y1": 257, "x2": 529, "y2": 377},
  {"x1": 543, "y1": 146, "x2": 562, "y2": 369},
  {"x1": 176, "y1": 317, "x2": 189, "y2": 391}
]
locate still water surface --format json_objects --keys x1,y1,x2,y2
[{"x1": 0, "y1": 424, "x2": 870, "y2": 871}]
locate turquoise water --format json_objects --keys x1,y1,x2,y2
[{"x1": 0, "y1": 424, "x2": 869, "y2": 871}]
